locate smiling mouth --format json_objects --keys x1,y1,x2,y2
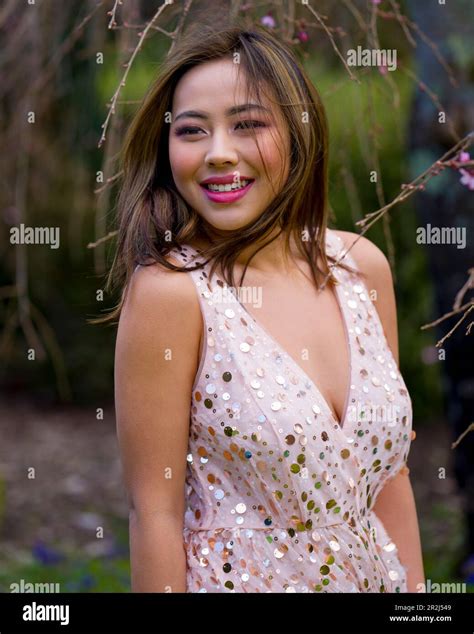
[{"x1": 201, "y1": 178, "x2": 255, "y2": 192}]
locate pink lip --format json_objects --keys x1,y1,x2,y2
[{"x1": 200, "y1": 180, "x2": 254, "y2": 203}]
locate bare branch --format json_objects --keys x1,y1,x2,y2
[
  {"x1": 451, "y1": 422, "x2": 474, "y2": 450},
  {"x1": 304, "y1": 2, "x2": 359, "y2": 82},
  {"x1": 98, "y1": 0, "x2": 173, "y2": 148}
]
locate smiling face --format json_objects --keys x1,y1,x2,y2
[{"x1": 168, "y1": 57, "x2": 291, "y2": 233}]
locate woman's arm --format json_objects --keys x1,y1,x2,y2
[
  {"x1": 335, "y1": 230, "x2": 425, "y2": 592},
  {"x1": 371, "y1": 469, "x2": 425, "y2": 591},
  {"x1": 114, "y1": 259, "x2": 202, "y2": 592}
]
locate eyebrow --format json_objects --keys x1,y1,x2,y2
[{"x1": 174, "y1": 103, "x2": 271, "y2": 122}]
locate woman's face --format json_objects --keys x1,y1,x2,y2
[{"x1": 169, "y1": 58, "x2": 291, "y2": 232}]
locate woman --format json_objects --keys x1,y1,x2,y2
[{"x1": 110, "y1": 24, "x2": 424, "y2": 593}]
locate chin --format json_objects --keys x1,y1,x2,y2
[{"x1": 199, "y1": 211, "x2": 260, "y2": 233}]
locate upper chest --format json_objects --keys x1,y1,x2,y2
[{"x1": 225, "y1": 262, "x2": 351, "y2": 425}]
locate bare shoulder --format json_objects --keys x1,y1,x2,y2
[
  {"x1": 125, "y1": 254, "x2": 198, "y2": 312},
  {"x1": 331, "y1": 229, "x2": 393, "y2": 289},
  {"x1": 117, "y1": 254, "x2": 203, "y2": 386},
  {"x1": 122, "y1": 254, "x2": 203, "y2": 332},
  {"x1": 331, "y1": 229, "x2": 399, "y2": 364}
]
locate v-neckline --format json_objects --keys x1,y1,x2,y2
[{"x1": 185, "y1": 235, "x2": 353, "y2": 430}]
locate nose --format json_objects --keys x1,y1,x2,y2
[{"x1": 204, "y1": 128, "x2": 239, "y2": 167}]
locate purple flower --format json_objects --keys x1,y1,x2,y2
[
  {"x1": 32, "y1": 540, "x2": 65, "y2": 565},
  {"x1": 458, "y1": 151, "x2": 470, "y2": 163},
  {"x1": 297, "y1": 31, "x2": 308, "y2": 43},
  {"x1": 79, "y1": 574, "x2": 96, "y2": 590},
  {"x1": 372, "y1": 0, "x2": 382, "y2": 4},
  {"x1": 459, "y1": 168, "x2": 474, "y2": 190},
  {"x1": 261, "y1": 14, "x2": 276, "y2": 29}
]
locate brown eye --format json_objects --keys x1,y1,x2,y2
[
  {"x1": 175, "y1": 126, "x2": 202, "y2": 136},
  {"x1": 236, "y1": 120, "x2": 266, "y2": 130}
]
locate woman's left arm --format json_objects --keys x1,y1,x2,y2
[
  {"x1": 336, "y1": 230, "x2": 425, "y2": 592},
  {"x1": 372, "y1": 468, "x2": 425, "y2": 591}
]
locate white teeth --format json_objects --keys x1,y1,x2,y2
[{"x1": 205, "y1": 179, "x2": 251, "y2": 192}]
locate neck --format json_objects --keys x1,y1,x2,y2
[{"x1": 192, "y1": 224, "x2": 306, "y2": 276}]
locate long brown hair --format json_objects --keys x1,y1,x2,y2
[{"x1": 89, "y1": 22, "x2": 358, "y2": 326}]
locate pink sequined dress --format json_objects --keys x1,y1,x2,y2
[{"x1": 166, "y1": 228, "x2": 413, "y2": 593}]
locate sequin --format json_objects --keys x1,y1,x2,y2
[{"x1": 170, "y1": 229, "x2": 413, "y2": 594}]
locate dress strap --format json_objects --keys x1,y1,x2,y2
[{"x1": 325, "y1": 228, "x2": 363, "y2": 285}]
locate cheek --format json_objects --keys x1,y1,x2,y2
[
  {"x1": 169, "y1": 141, "x2": 200, "y2": 183},
  {"x1": 253, "y1": 134, "x2": 289, "y2": 183}
]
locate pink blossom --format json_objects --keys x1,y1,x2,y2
[
  {"x1": 371, "y1": 0, "x2": 382, "y2": 4},
  {"x1": 297, "y1": 31, "x2": 308, "y2": 43},
  {"x1": 458, "y1": 151, "x2": 470, "y2": 163},
  {"x1": 378, "y1": 65, "x2": 388, "y2": 75},
  {"x1": 261, "y1": 14, "x2": 276, "y2": 28},
  {"x1": 459, "y1": 168, "x2": 474, "y2": 190}
]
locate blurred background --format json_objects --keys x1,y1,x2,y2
[{"x1": 0, "y1": 0, "x2": 473, "y2": 592}]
